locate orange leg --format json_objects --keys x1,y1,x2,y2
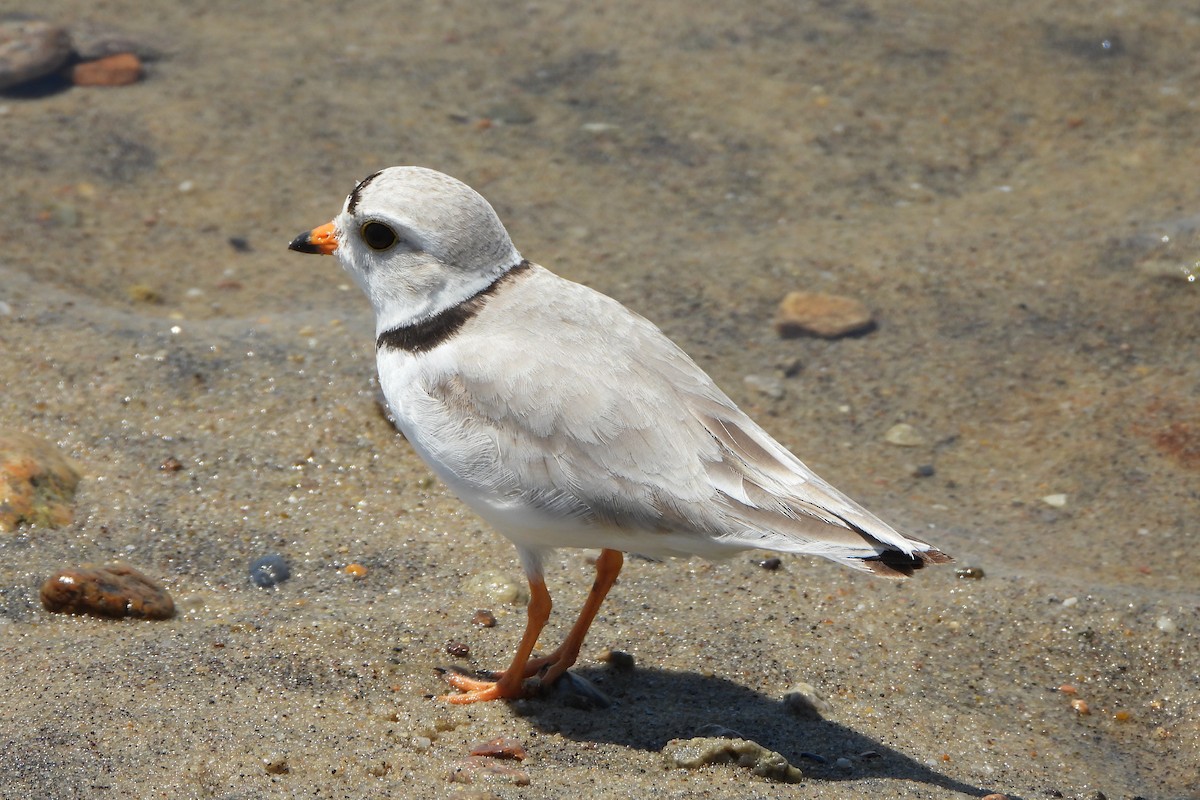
[
  {"x1": 440, "y1": 573, "x2": 552, "y2": 703},
  {"x1": 538, "y1": 548, "x2": 623, "y2": 686},
  {"x1": 440, "y1": 549, "x2": 624, "y2": 703}
]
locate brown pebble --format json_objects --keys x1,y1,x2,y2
[
  {"x1": 0, "y1": 430, "x2": 81, "y2": 532},
  {"x1": 954, "y1": 566, "x2": 985, "y2": 580},
  {"x1": 40, "y1": 563, "x2": 174, "y2": 619},
  {"x1": 261, "y1": 756, "x2": 289, "y2": 775},
  {"x1": 126, "y1": 284, "x2": 162, "y2": 304},
  {"x1": 70, "y1": 52, "x2": 142, "y2": 86},
  {"x1": 600, "y1": 648, "x2": 636, "y2": 671},
  {"x1": 0, "y1": 19, "x2": 71, "y2": 90},
  {"x1": 981, "y1": 794, "x2": 1010, "y2": 800},
  {"x1": 468, "y1": 736, "x2": 527, "y2": 761},
  {"x1": 774, "y1": 291, "x2": 875, "y2": 339},
  {"x1": 446, "y1": 641, "x2": 471, "y2": 658},
  {"x1": 159, "y1": 456, "x2": 183, "y2": 472},
  {"x1": 1070, "y1": 699, "x2": 1090, "y2": 715},
  {"x1": 447, "y1": 757, "x2": 530, "y2": 786},
  {"x1": 344, "y1": 563, "x2": 368, "y2": 578},
  {"x1": 471, "y1": 609, "x2": 497, "y2": 627}
]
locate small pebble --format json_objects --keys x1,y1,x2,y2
[
  {"x1": 884, "y1": 423, "x2": 927, "y2": 447},
  {"x1": 663, "y1": 737, "x2": 804, "y2": 783},
  {"x1": 600, "y1": 648, "x2": 635, "y2": 671},
  {"x1": 1070, "y1": 699, "x2": 1090, "y2": 715},
  {"x1": 774, "y1": 291, "x2": 874, "y2": 339},
  {"x1": 783, "y1": 682, "x2": 832, "y2": 718},
  {"x1": 1155, "y1": 616, "x2": 1176, "y2": 633},
  {"x1": 344, "y1": 563, "x2": 368, "y2": 579},
  {"x1": 126, "y1": 284, "x2": 163, "y2": 304},
  {"x1": 447, "y1": 757, "x2": 531, "y2": 786},
  {"x1": 471, "y1": 609, "x2": 497, "y2": 627},
  {"x1": 468, "y1": 736, "x2": 527, "y2": 761},
  {"x1": 0, "y1": 430, "x2": 81, "y2": 532},
  {"x1": 743, "y1": 374, "x2": 785, "y2": 400},
  {"x1": 758, "y1": 556, "x2": 782, "y2": 571},
  {"x1": 834, "y1": 757, "x2": 853, "y2": 770},
  {"x1": 40, "y1": 562, "x2": 174, "y2": 619},
  {"x1": 70, "y1": 52, "x2": 142, "y2": 86},
  {"x1": 954, "y1": 566, "x2": 985, "y2": 580},
  {"x1": 261, "y1": 755, "x2": 289, "y2": 775},
  {"x1": 482, "y1": 100, "x2": 535, "y2": 125},
  {"x1": 545, "y1": 670, "x2": 611, "y2": 710},
  {"x1": 1041, "y1": 493, "x2": 1068, "y2": 508},
  {"x1": 981, "y1": 794, "x2": 1011, "y2": 800},
  {"x1": 69, "y1": 23, "x2": 154, "y2": 61},
  {"x1": 0, "y1": 19, "x2": 71, "y2": 90},
  {"x1": 159, "y1": 456, "x2": 184, "y2": 472},
  {"x1": 466, "y1": 570, "x2": 524, "y2": 605},
  {"x1": 249, "y1": 554, "x2": 291, "y2": 588},
  {"x1": 913, "y1": 464, "x2": 936, "y2": 478},
  {"x1": 446, "y1": 641, "x2": 471, "y2": 658}
]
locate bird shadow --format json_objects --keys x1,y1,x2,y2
[{"x1": 509, "y1": 665, "x2": 1004, "y2": 798}]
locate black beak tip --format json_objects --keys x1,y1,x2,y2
[{"x1": 288, "y1": 231, "x2": 319, "y2": 253}]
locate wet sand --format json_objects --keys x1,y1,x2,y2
[{"x1": 1, "y1": 2, "x2": 1197, "y2": 798}]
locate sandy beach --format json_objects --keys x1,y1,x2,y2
[{"x1": 1, "y1": 2, "x2": 1197, "y2": 798}]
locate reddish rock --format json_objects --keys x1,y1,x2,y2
[
  {"x1": 0, "y1": 431, "x2": 80, "y2": 533},
  {"x1": 70, "y1": 52, "x2": 142, "y2": 86},
  {"x1": 774, "y1": 291, "x2": 875, "y2": 339},
  {"x1": 469, "y1": 736, "x2": 528, "y2": 761},
  {"x1": 40, "y1": 563, "x2": 175, "y2": 619}
]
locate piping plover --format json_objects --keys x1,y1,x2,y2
[{"x1": 290, "y1": 167, "x2": 950, "y2": 703}]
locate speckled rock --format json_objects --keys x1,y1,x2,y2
[
  {"x1": 782, "y1": 681, "x2": 832, "y2": 718},
  {"x1": 0, "y1": 430, "x2": 81, "y2": 532},
  {"x1": 0, "y1": 19, "x2": 71, "y2": 90},
  {"x1": 40, "y1": 563, "x2": 175, "y2": 619},
  {"x1": 663, "y1": 736, "x2": 804, "y2": 783},
  {"x1": 68, "y1": 23, "x2": 154, "y2": 61},
  {"x1": 774, "y1": 291, "x2": 875, "y2": 339}
]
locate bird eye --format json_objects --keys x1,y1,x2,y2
[{"x1": 361, "y1": 221, "x2": 398, "y2": 250}]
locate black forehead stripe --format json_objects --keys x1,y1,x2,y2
[
  {"x1": 346, "y1": 170, "x2": 384, "y2": 215},
  {"x1": 377, "y1": 260, "x2": 532, "y2": 354}
]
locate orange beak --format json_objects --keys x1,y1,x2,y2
[{"x1": 288, "y1": 221, "x2": 338, "y2": 255}]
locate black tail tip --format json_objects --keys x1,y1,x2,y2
[{"x1": 863, "y1": 548, "x2": 952, "y2": 578}]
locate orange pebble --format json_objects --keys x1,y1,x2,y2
[
  {"x1": 1071, "y1": 699, "x2": 1090, "y2": 715},
  {"x1": 1057, "y1": 684, "x2": 1077, "y2": 695},
  {"x1": 71, "y1": 53, "x2": 142, "y2": 86},
  {"x1": 344, "y1": 563, "x2": 368, "y2": 578}
]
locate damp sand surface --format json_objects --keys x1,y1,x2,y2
[{"x1": 1, "y1": 2, "x2": 1197, "y2": 798}]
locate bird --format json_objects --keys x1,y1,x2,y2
[{"x1": 289, "y1": 166, "x2": 950, "y2": 704}]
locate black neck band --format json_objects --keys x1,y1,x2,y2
[{"x1": 376, "y1": 260, "x2": 532, "y2": 354}]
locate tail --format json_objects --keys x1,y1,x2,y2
[{"x1": 856, "y1": 544, "x2": 953, "y2": 579}]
